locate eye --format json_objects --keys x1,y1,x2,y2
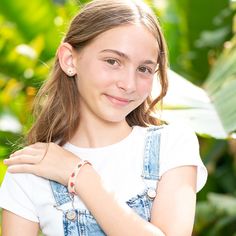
[
  {"x1": 106, "y1": 58, "x2": 119, "y2": 66},
  {"x1": 138, "y1": 66, "x2": 153, "y2": 74}
]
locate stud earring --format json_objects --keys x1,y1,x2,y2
[{"x1": 67, "y1": 68, "x2": 75, "y2": 77}]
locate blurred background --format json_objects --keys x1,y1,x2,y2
[{"x1": 0, "y1": 0, "x2": 236, "y2": 235}]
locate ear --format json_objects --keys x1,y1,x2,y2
[{"x1": 57, "y1": 42, "x2": 77, "y2": 77}]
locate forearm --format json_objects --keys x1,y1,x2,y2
[
  {"x1": 5, "y1": 143, "x2": 198, "y2": 236},
  {"x1": 2, "y1": 210, "x2": 39, "y2": 236},
  {"x1": 76, "y1": 164, "x2": 165, "y2": 236}
]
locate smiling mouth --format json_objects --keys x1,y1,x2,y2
[{"x1": 105, "y1": 94, "x2": 132, "y2": 106}]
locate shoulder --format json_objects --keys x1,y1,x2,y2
[
  {"x1": 0, "y1": 171, "x2": 47, "y2": 190},
  {"x1": 133, "y1": 123, "x2": 198, "y2": 150},
  {"x1": 158, "y1": 123, "x2": 200, "y2": 155},
  {"x1": 157, "y1": 123, "x2": 207, "y2": 192},
  {"x1": 0, "y1": 172, "x2": 49, "y2": 222},
  {"x1": 161, "y1": 122, "x2": 198, "y2": 142},
  {"x1": 0, "y1": 171, "x2": 34, "y2": 190}
]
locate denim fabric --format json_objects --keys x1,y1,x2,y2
[{"x1": 50, "y1": 126, "x2": 162, "y2": 236}]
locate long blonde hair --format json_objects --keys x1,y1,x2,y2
[{"x1": 27, "y1": 0, "x2": 168, "y2": 146}]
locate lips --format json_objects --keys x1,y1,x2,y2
[{"x1": 105, "y1": 94, "x2": 132, "y2": 106}]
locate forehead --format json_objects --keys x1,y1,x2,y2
[{"x1": 83, "y1": 24, "x2": 159, "y2": 61}]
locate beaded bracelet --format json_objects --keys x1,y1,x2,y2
[{"x1": 68, "y1": 160, "x2": 92, "y2": 195}]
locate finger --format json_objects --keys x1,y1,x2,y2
[
  {"x1": 10, "y1": 148, "x2": 25, "y2": 157},
  {"x1": 4, "y1": 154, "x2": 42, "y2": 166},
  {"x1": 7, "y1": 164, "x2": 36, "y2": 175},
  {"x1": 10, "y1": 145, "x2": 45, "y2": 158}
]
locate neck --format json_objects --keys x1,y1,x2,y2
[{"x1": 70, "y1": 118, "x2": 132, "y2": 148}]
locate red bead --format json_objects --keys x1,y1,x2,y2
[
  {"x1": 71, "y1": 172, "x2": 75, "y2": 177},
  {"x1": 70, "y1": 182, "x2": 74, "y2": 187}
]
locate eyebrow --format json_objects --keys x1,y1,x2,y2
[{"x1": 99, "y1": 49, "x2": 157, "y2": 66}]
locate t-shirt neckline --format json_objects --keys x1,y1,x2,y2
[{"x1": 64, "y1": 126, "x2": 140, "y2": 153}]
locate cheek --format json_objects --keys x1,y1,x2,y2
[
  {"x1": 88, "y1": 64, "x2": 115, "y2": 88},
  {"x1": 137, "y1": 79, "x2": 153, "y2": 96},
  {"x1": 78, "y1": 68, "x2": 110, "y2": 90}
]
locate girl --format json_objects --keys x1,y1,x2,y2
[{"x1": 0, "y1": 0, "x2": 207, "y2": 235}]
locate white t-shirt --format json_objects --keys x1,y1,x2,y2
[{"x1": 0, "y1": 124, "x2": 207, "y2": 236}]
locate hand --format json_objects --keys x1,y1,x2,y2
[{"x1": 4, "y1": 142, "x2": 80, "y2": 186}]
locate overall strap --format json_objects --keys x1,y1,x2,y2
[
  {"x1": 50, "y1": 126, "x2": 163, "y2": 205},
  {"x1": 50, "y1": 180, "x2": 80, "y2": 235},
  {"x1": 50, "y1": 180, "x2": 72, "y2": 206},
  {"x1": 141, "y1": 126, "x2": 163, "y2": 181}
]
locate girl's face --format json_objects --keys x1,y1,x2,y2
[{"x1": 73, "y1": 24, "x2": 158, "y2": 125}]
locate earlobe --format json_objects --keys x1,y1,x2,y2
[{"x1": 57, "y1": 42, "x2": 77, "y2": 77}]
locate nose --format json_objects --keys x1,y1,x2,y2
[{"x1": 116, "y1": 69, "x2": 136, "y2": 93}]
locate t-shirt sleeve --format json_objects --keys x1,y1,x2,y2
[
  {"x1": 0, "y1": 172, "x2": 39, "y2": 222},
  {"x1": 159, "y1": 123, "x2": 208, "y2": 192}
]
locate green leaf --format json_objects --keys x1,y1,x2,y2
[
  {"x1": 152, "y1": 44, "x2": 236, "y2": 139},
  {"x1": 0, "y1": 160, "x2": 7, "y2": 184},
  {"x1": 204, "y1": 37, "x2": 236, "y2": 95},
  {"x1": 212, "y1": 79, "x2": 236, "y2": 133},
  {"x1": 152, "y1": 70, "x2": 228, "y2": 138},
  {"x1": 208, "y1": 193, "x2": 236, "y2": 215},
  {"x1": 0, "y1": 0, "x2": 60, "y2": 58}
]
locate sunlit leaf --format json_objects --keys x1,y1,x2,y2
[
  {"x1": 208, "y1": 193, "x2": 236, "y2": 215},
  {"x1": 152, "y1": 37, "x2": 236, "y2": 139},
  {"x1": 0, "y1": 0, "x2": 59, "y2": 57},
  {"x1": 152, "y1": 70, "x2": 228, "y2": 138},
  {"x1": 0, "y1": 160, "x2": 7, "y2": 183}
]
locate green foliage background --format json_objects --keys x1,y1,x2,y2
[{"x1": 0, "y1": 0, "x2": 236, "y2": 235}]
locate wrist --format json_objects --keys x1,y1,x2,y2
[{"x1": 68, "y1": 160, "x2": 92, "y2": 195}]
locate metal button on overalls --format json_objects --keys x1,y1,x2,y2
[
  {"x1": 147, "y1": 188, "x2": 156, "y2": 200},
  {"x1": 66, "y1": 210, "x2": 77, "y2": 221}
]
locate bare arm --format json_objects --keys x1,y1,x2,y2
[
  {"x1": 5, "y1": 143, "x2": 197, "y2": 236},
  {"x1": 73, "y1": 164, "x2": 197, "y2": 236},
  {"x1": 2, "y1": 209, "x2": 39, "y2": 236},
  {"x1": 75, "y1": 163, "x2": 165, "y2": 236},
  {"x1": 151, "y1": 166, "x2": 197, "y2": 236}
]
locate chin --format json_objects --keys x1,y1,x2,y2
[{"x1": 100, "y1": 113, "x2": 128, "y2": 124}]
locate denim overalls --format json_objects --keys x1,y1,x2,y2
[{"x1": 50, "y1": 126, "x2": 162, "y2": 236}]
